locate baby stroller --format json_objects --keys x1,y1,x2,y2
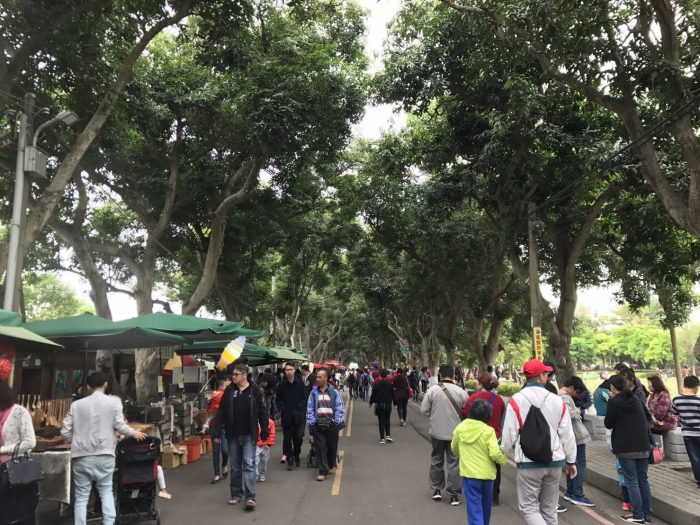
[
  {"x1": 115, "y1": 436, "x2": 161, "y2": 524},
  {"x1": 306, "y1": 434, "x2": 341, "y2": 469}
]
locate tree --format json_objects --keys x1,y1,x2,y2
[{"x1": 23, "y1": 273, "x2": 93, "y2": 321}]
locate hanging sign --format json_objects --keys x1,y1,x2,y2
[{"x1": 533, "y1": 327, "x2": 544, "y2": 361}]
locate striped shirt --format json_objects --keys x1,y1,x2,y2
[
  {"x1": 316, "y1": 390, "x2": 334, "y2": 424},
  {"x1": 671, "y1": 395, "x2": 700, "y2": 437}
]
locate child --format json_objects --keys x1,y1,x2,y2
[
  {"x1": 560, "y1": 376, "x2": 595, "y2": 506},
  {"x1": 256, "y1": 417, "x2": 276, "y2": 482},
  {"x1": 451, "y1": 399, "x2": 507, "y2": 525}
]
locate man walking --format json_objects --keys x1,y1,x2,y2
[
  {"x1": 307, "y1": 368, "x2": 345, "y2": 481},
  {"x1": 501, "y1": 359, "x2": 577, "y2": 525},
  {"x1": 276, "y1": 362, "x2": 307, "y2": 470},
  {"x1": 420, "y1": 364, "x2": 467, "y2": 506},
  {"x1": 216, "y1": 364, "x2": 269, "y2": 511},
  {"x1": 61, "y1": 372, "x2": 146, "y2": 525}
]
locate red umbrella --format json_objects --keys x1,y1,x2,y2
[{"x1": 323, "y1": 360, "x2": 342, "y2": 368}]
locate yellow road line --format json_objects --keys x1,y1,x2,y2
[
  {"x1": 331, "y1": 450, "x2": 345, "y2": 496},
  {"x1": 346, "y1": 398, "x2": 354, "y2": 437}
]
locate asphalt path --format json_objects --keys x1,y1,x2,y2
[{"x1": 43, "y1": 391, "x2": 671, "y2": 524}]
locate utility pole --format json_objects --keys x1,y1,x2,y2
[
  {"x1": 528, "y1": 202, "x2": 544, "y2": 361},
  {"x1": 4, "y1": 92, "x2": 35, "y2": 312}
]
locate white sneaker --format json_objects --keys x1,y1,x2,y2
[
  {"x1": 386, "y1": 436, "x2": 394, "y2": 443},
  {"x1": 379, "y1": 439, "x2": 385, "y2": 444},
  {"x1": 258, "y1": 475, "x2": 266, "y2": 482}
]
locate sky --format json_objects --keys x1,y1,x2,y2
[{"x1": 58, "y1": 0, "x2": 624, "y2": 321}]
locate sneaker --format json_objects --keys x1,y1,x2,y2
[
  {"x1": 571, "y1": 495, "x2": 596, "y2": 507},
  {"x1": 432, "y1": 490, "x2": 442, "y2": 501},
  {"x1": 245, "y1": 500, "x2": 256, "y2": 511},
  {"x1": 280, "y1": 455, "x2": 287, "y2": 464},
  {"x1": 450, "y1": 496, "x2": 459, "y2": 506},
  {"x1": 400, "y1": 420, "x2": 405, "y2": 426},
  {"x1": 644, "y1": 519, "x2": 652, "y2": 524},
  {"x1": 258, "y1": 475, "x2": 266, "y2": 482},
  {"x1": 379, "y1": 439, "x2": 385, "y2": 444},
  {"x1": 316, "y1": 474, "x2": 326, "y2": 481},
  {"x1": 328, "y1": 468, "x2": 337, "y2": 475},
  {"x1": 385, "y1": 436, "x2": 394, "y2": 443},
  {"x1": 557, "y1": 504, "x2": 567, "y2": 513},
  {"x1": 563, "y1": 492, "x2": 573, "y2": 501},
  {"x1": 622, "y1": 503, "x2": 632, "y2": 511},
  {"x1": 620, "y1": 516, "x2": 644, "y2": 524}
]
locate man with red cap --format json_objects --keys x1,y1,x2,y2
[{"x1": 501, "y1": 359, "x2": 577, "y2": 525}]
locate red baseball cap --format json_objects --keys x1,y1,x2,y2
[
  {"x1": 0, "y1": 358, "x2": 12, "y2": 382},
  {"x1": 522, "y1": 359, "x2": 553, "y2": 377}
]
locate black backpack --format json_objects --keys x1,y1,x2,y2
[{"x1": 510, "y1": 392, "x2": 562, "y2": 463}]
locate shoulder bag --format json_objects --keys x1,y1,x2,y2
[{"x1": 439, "y1": 384, "x2": 463, "y2": 418}]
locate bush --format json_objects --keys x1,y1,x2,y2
[
  {"x1": 464, "y1": 380, "x2": 477, "y2": 390},
  {"x1": 496, "y1": 383, "x2": 521, "y2": 397}
]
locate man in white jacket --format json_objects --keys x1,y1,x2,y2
[{"x1": 501, "y1": 359, "x2": 577, "y2": 525}]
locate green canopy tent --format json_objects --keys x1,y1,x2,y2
[
  {"x1": 181, "y1": 340, "x2": 270, "y2": 365},
  {"x1": 0, "y1": 309, "x2": 22, "y2": 327},
  {"x1": 25, "y1": 313, "x2": 186, "y2": 351},
  {"x1": 112, "y1": 313, "x2": 257, "y2": 342},
  {"x1": 267, "y1": 346, "x2": 305, "y2": 363}
]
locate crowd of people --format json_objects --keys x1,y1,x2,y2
[{"x1": 1, "y1": 354, "x2": 700, "y2": 525}]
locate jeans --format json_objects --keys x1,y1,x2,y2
[
  {"x1": 311, "y1": 425, "x2": 339, "y2": 475},
  {"x1": 396, "y1": 398, "x2": 408, "y2": 422},
  {"x1": 228, "y1": 435, "x2": 257, "y2": 502},
  {"x1": 429, "y1": 438, "x2": 461, "y2": 497},
  {"x1": 73, "y1": 455, "x2": 116, "y2": 525},
  {"x1": 463, "y1": 478, "x2": 494, "y2": 525},
  {"x1": 684, "y1": 436, "x2": 700, "y2": 486},
  {"x1": 282, "y1": 420, "x2": 305, "y2": 461},
  {"x1": 255, "y1": 446, "x2": 270, "y2": 477},
  {"x1": 212, "y1": 436, "x2": 229, "y2": 476},
  {"x1": 618, "y1": 457, "x2": 652, "y2": 520},
  {"x1": 566, "y1": 443, "x2": 587, "y2": 497},
  {"x1": 516, "y1": 466, "x2": 561, "y2": 525},
  {"x1": 264, "y1": 394, "x2": 277, "y2": 419}
]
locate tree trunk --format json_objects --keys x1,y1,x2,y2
[
  {"x1": 669, "y1": 323, "x2": 683, "y2": 394},
  {"x1": 479, "y1": 317, "x2": 505, "y2": 371},
  {"x1": 135, "y1": 347, "x2": 170, "y2": 404}
]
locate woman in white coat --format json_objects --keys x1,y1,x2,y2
[{"x1": 0, "y1": 358, "x2": 37, "y2": 525}]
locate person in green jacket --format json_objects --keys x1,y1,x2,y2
[{"x1": 451, "y1": 399, "x2": 507, "y2": 525}]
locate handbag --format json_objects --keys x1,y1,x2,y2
[
  {"x1": 648, "y1": 431, "x2": 665, "y2": 465},
  {"x1": 4, "y1": 444, "x2": 43, "y2": 487}
]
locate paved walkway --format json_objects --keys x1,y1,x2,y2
[{"x1": 41, "y1": 392, "x2": 681, "y2": 524}]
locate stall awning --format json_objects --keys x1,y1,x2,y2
[
  {"x1": 113, "y1": 313, "x2": 262, "y2": 341},
  {"x1": 267, "y1": 347, "x2": 305, "y2": 362},
  {"x1": 0, "y1": 325, "x2": 63, "y2": 352},
  {"x1": 0, "y1": 309, "x2": 22, "y2": 327},
  {"x1": 24, "y1": 313, "x2": 186, "y2": 351}
]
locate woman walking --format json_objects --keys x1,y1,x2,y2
[
  {"x1": 0, "y1": 359, "x2": 38, "y2": 525},
  {"x1": 605, "y1": 374, "x2": 653, "y2": 524},
  {"x1": 420, "y1": 367, "x2": 429, "y2": 393},
  {"x1": 646, "y1": 375, "x2": 676, "y2": 435},
  {"x1": 393, "y1": 369, "x2": 410, "y2": 426},
  {"x1": 369, "y1": 370, "x2": 394, "y2": 443}
]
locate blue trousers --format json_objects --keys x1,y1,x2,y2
[
  {"x1": 684, "y1": 436, "x2": 700, "y2": 486},
  {"x1": 618, "y1": 457, "x2": 652, "y2": 521},
  {"x1": 73, "y1": 455, "x2": 116, "y2": 525},
  {"x1": 463, "y1": 477, "x2": 494, "y2": 525},
  {"x1": 212, "y1": 435, "x2": 229, "y2": 476},
  {"x1": 566, "y1": 443, "x2": 587, "y2": 497},
  {"x1": 228, "y1": 435, "x2": 256, "y2": 501}
]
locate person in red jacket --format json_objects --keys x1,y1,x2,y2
[
  {"x1": 256, "y1": 418, "x2": 276, "y2": 482},
  {"x1": 462, "y1": 372, "x2": 505, "y2": 506},
  {"x1": 207, "y1": 377, "x2": 231, "y2": 483}
]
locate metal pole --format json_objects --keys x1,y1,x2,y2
[
  {"x1": 528, "y1": 202, "x2": 543, "y2": 360},
  {"x1": 4, "y1": 93, "x2": 34, "y2": 311}
]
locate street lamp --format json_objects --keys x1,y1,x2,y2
[{"x1": 3, "y1": 99, "x2": 79, "y2": 311}]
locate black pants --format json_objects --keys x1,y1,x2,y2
[
  {"x1": 421, "y1": 380, "x2": 428, "y2": 393},
  {"x1": 396, "y1": 398, "x2": 408, "y2": 421},
  {"x1": 494, "y1": 463, "x2": 501, "y2": 497},
  {"x1": 376, "y1": 403, "x2": 392, "y2": 439},
  {"x1": 311, "y1": 426, "x2": 339, "y2": 475},
  {"x1": 282, "y1": 421, "x2": 305, "y2": 461},
  {"x1": 0, "y1": 475, "x2": 38, "y2": 525}
]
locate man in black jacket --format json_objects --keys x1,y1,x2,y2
[
  {"x1": 216, "y1": 363, "x2": 269, "y2": 511},
  {"x1": 276, "y1": 362, "x2": 306, "y2": 470}
]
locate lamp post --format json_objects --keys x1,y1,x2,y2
[
  {"x1": 527, "y1": 202, "x2": 544, "y2": 361},
  {"x1": 3, "y1": 98, "x2": 79, "y2": 312}
]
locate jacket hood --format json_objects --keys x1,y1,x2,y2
[{"x1": 460, "y1": 419, "x2": 491, "y2": 444}]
